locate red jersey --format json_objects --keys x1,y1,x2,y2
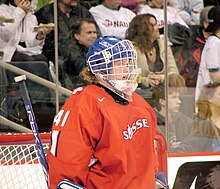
[{"x1": 47, "y1": 84, "x2": 157, "y2": 189}]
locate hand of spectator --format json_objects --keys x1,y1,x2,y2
[
  {"x1": 170, "y1": 141, "x2": 181, "y2": 149},
  {"x1": 189, "y1": 20, "x2": 195, "y2": 26},
  {"x1": 36, "y1": 27, "x2": 52, "y2": 40},
  {"x1": 18, "y1": 0, "x2": 31, "y2": 13},
  {"x1": 148, "y1": 73, "x2": 161, "y2": 87}
]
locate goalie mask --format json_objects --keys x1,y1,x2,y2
[{"x1": 86, "y1": 36, "x2": 139, "y2": 101}]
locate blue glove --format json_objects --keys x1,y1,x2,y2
[{"x1": 155, "y1": 172, "x2": 170, "y2": 189}]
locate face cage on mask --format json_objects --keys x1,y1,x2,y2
[
  {"x1": 100, "y1": 60, "x2": 140, "y2": 102},
  {"x1": 105, "y1": 58, "x2": 139, "y2": 90},
  {"x1": 88, "y1": 40, "x2": 139, "y2": 101}
]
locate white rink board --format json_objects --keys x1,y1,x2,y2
[
  {"x1": 168, "y1": 155, "x2": 220, "y2": 189},
  {"x1": 0, "y1": 163, "x2": 47, "y2": 189}
]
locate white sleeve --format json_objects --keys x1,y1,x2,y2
[
  {"x1": 24, "y1": 13, "x2": 44, "y2": 48},
  {"x1": 190, "y1": 0, "x2": 204, "y2": 12},
  {"x1": 206, "y1": 44, "x2": 220, "y2": 70},
  {"x1": 0, "y1": 6, "x2": 25, "y2": 40}
]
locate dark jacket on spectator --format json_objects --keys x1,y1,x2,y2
[
  {"x1": 154, "y1": 109, "x2": 194, "y2": 152},
  {"x1": 175, "y1": 25, "x2": 205, "y2": 87},
  {"x1": 35, "y1": 3, "x2": 99, "y2": 63},
  {"x1": 63, "y1": 41, "x2": 89, "y2": 88},
  {"x1": 64, "y1": 42, "x2": 88, "y2": 76},
  {"x1": 175, "y1": 119, "x2": 220, "y2": 152}
]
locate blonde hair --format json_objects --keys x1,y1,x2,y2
[
  {"x1": 196, "y1": 82, "x2": 220, "y2": 119},
  {"x1": 80, "y1": 67, "x2": 97, "y2": 83}
]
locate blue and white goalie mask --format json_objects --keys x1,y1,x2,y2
[{"x1": 87, "y1": 36, "x2": 139, "y2": 101}]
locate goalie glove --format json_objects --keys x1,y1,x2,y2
[{"x1": 155, "y1": 172, "x2": 170, "y2": 189}]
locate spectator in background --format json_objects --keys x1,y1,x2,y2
[
  {"x1": 35, "y1": 0, "x2": 100, "y2": 86},
  {"x1": 0, "y1": 0, "x2": 51, "y2": 62},
  {"x1": 174, "y1": 5, "x2": 213, "y2": 88},
  {"x1": 197, "y1": 5, "x2": 214, "y2": 40},
  {"x1": 172, "y1": 0, "x2": 204, "y2": 25},
  {"x1": 137, "y1": 0, "x2": 192, "y2": 62},
  {"x1": 125, "y1": 13, "x2": 179, "y2": 88},
  {"x1": 89, "y1": 0, "x2": 135, "y2": 38},
  {"x1": 176, "y1": 82, "x2": 220, "y2": 153},
  {"x1": 137, "y1": 0, "x2": 189, "y2": 29},
  {"x1": 195, "y1": 6, "x2": 220, "y2": 102},
  {"x1": 171, "y1": 82, "x2": 220, "y2": 188},
  {"x1": 35, "y1": 0, "x2": 100, "y2": 64},
  {"x1": 64, "y1": 18, "x2": 97, "y2": 89},
  {"x1": 152, "y1": 74, "x2": 194, "y2": 152},
  {"x1": 173, "y1": 86, "x2": 220, "y2": 189}
]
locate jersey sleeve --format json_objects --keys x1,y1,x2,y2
[{"x1": 47, "y1": 88, "x2": 101, "y2": 188}]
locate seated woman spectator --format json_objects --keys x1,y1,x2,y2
[
  {"x1": 152, "y1": 74, "x2": 194, "y2": 152},
  {"x1": 89, "y1": 0, "x2": 136, "y2": 38},
  {"x1": 137, "y1": 0, "x2": 189, "y2": 29},
  {"x1": 125, "y1": 13, "x2": 179, "y2": 88},
  {"x1": 63, "y1": 18, "x2": 97, "y2": 89},
  {"x1": 0, "y1": 0, "x2": 51, "y2": 62},
  {"x1": 176, "y1": 82, "x2": 220, "y2": 152}
]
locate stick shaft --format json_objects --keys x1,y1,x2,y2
[{"x1": 15, "y1": 76, "x2": 49, "y2": 188}]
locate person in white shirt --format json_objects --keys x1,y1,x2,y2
[
  {"x1": 0, "y1": 0, "x2": 51, "y2": 62},
  {"x1": 195, "y1": 6, "x2": 220, "y2": 103},
  {"x1": 89, "y1": 0, "x2": 136, "y2": 38},
  {"x1": 137, "y1": 0, "x2": 188, "y2": 29}
]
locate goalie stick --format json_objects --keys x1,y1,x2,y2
[
  {"x1": 15, "y1": 75, "x2": 86, "y2": 189},
  {"x1": 14, "y1": 75, "x2": 49, "y2": 188}
]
